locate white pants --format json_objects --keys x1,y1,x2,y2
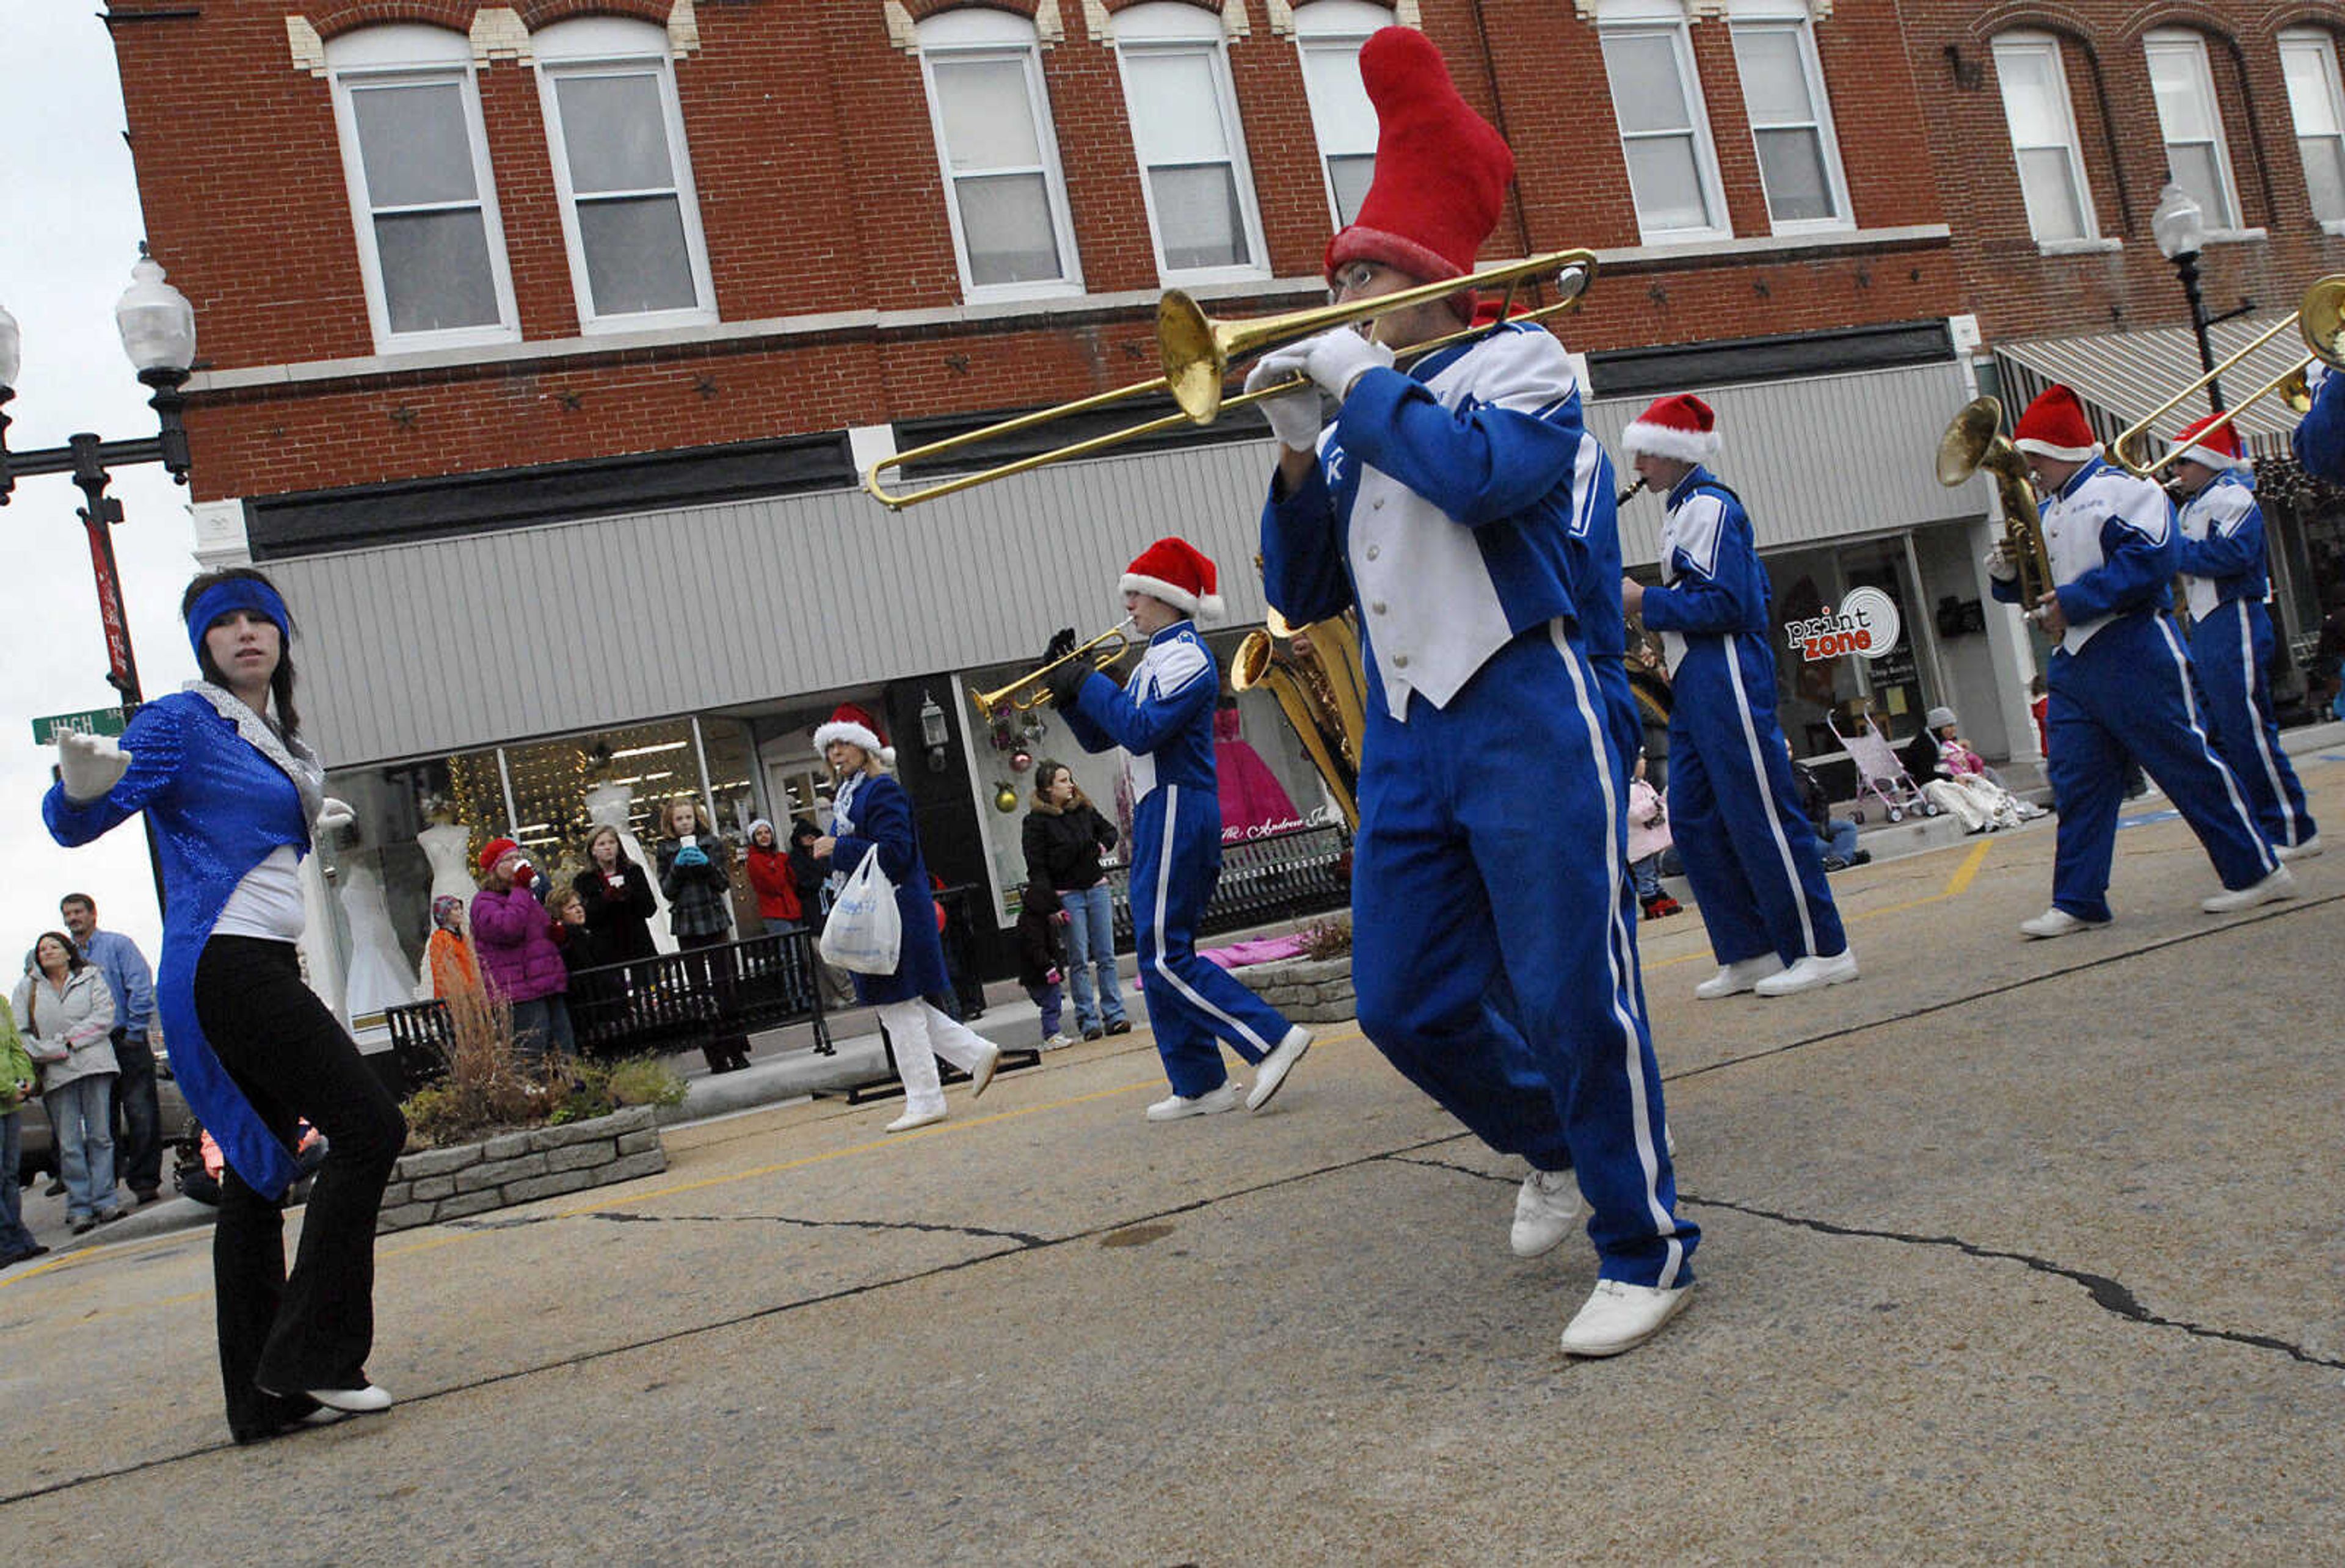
[
  {"x1": 1924, "y1": 775, "x2": 2022, "y2": 832},
  {"x1": 878, "y1": 1000, "x2": 995, "y2": 1116}
]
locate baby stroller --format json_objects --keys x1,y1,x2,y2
[{"x1": 1826, "y1": 711, "x2": 1940, "y2": 824}]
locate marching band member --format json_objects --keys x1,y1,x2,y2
[
  {"x1": 1045, "y1": 537, "x2": 1314, "y2": 1122},
  {"x1": 1621, "y1": 395, "x2": 1856, "y2": 1000},
  {"x1": 1252, "y1": 26, "x2": 1694, "y2": 1357},
  {"x1": 1991, "y1": 386, "x2": 2290, "y2": 936},
  {"x1": 2168, "y1": 413, "x2": 2319, "y2": 858},
  {"x1": 2294, "y1": 361, "x2": 2345, "y2": 484}
]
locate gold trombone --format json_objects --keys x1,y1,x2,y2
[
  {"x1": 863, "y1": 250, "x2": 1599, "y2": 509},
  {"x1": 2110, "y1": 274, "x2": 2345, "y2": 477},
  {"x1": 967, "y1": 618, "x2": 1136, "y2": 720}
]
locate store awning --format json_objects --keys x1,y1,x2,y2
[{"x1": 1993, "y1": 314, "x2": 2308, "y2": 463}]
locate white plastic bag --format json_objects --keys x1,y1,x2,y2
[{"x1": 819, "y1": 850, "x2": 901, "y2": 975}]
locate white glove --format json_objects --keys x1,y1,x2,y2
[
  {"x1": 1285, "y1": 327, "x2": 1395, "y2": 402},
  {"x1": 1984, "y1": 544, "x2": 2017, "y2": 584},
  {"x1": 57, "y1": 731, "x2": 131, "y2": 804},
  {"x1": 317, "y1": 797, "x2": 357, "y2": 835},
  {"x1": 1243, "y1": 353, "x2": 1324, "y2": 452}
]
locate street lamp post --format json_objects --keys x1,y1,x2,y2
[{"x1": 2151, "y1": 182, "x2": 2225, "y2": 414}]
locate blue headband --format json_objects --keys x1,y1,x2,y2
[{"x1": 187, "y1": 579, "x2": 291, "y2": 665}]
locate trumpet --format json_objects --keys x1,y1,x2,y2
[
  {"x1": 1938, "y1": 396, "x2": 2056, "y2": 616},
  {"x1": 969, "y1": 619, "x2": 1135, "y2": 720},
  {"x1": 865, "y1": 250, "x2": 1599, "y2": 509},
  {"x1": 2110, "y1": 274, "x2": 2345, "y2": 477}
]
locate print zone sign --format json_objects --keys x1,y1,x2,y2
[{"x1": 1787, "y1": 587, "x2": 1902, "y2": 663}]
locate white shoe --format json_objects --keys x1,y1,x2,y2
[
  {"x1": 1041, "y1": 1032, "x2": 1072, "y2": 1051},
  {"x1": 1693, "y1": 955, "x2": 1784, "y2": 1000},
  {"x1": 2020, "y1": 907, "x2": 2101, "y2": 939},
  {"x1": 1559, "y1": 1279, "x2": 1694, "y2": 1358},
  {"x1": 1245, "y1": 1026, "x2": 1312, "y2": 1112},
  {"x1": 1752, "y1": 948, "x2": 1859, "y2": 997},
  {"x1": 884, "y1": 1106, "x2": 947, "y2": 1133},
  {"x1": 1509, "y1": 1169, "x2": 1584, "y2": 1258},
  {"x1": 1144, "y1": 1081, "x2": 1243, "y2": 1122},
  {"x1": 2274, "y1": 833, "x2": 2323, "y2": 863},
  {"x1": 2201, "y1": 864, "x2": 2296, "y2": 913},
  {"x1": 271, "y1": 1382, "x2": 391, "y2": 1415},
  {"x1": 967, "y1": 1045, "x2": 1002, "y2": 1099}
]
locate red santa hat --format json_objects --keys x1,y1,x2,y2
[
  {"x1": 1621, "y1": 393, "x2": 1720, "y2": 465},
  {"x1": 813, "y1": 703, "x2": 893, "y2": 768},
  {"x1": 2168, "y1": 410, "x2": 2245, "y2": 471},
  {"x1": 1322, "y1": 27, "x2": 1513, "y2": 314},
  {"x1": 2011, "y1": 384, "x2": 2101, "y2": 462},
  {"x1": 1120, "y1": 535, "x2": 1225, "y2": 623},
  {"x1": 478, "y1": 836, "x2": 520, "y2": 873}
]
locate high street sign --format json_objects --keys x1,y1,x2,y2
[{"x1": 31, "y1": 705, "x2": 128, "y2": 746}]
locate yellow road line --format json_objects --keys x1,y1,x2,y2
[{"x1": 1645, "y1": 838, "x2": 1993, "y2": 969}]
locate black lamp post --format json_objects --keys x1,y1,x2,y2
[{"x1": 2151, "y1": 182, "x2": 2225, "y2": 414}]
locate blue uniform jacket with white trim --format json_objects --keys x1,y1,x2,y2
[
  {"x1": 2175, "y1": 469, "x2": 2267, "y2": 622},
  {"x1": 1990, "y1": 454, "x2": 2176, "y2": 654},
  {"x1": 1063, "y1": 621, "x2": 1218, "y2": 800},
  {"x1": 1637, "y1": 467, "x2": 1770, "y2": 672},
  {"x1": 1260, "y1": 322, "x2": 1593, "y2": 722},
  {"x1": 2294, "y1": 365, "x2": 2345, "y2": 484}
]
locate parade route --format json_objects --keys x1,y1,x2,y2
[{"x1": 4, "y1": 766, "x2": 2342, "y2": 1564}]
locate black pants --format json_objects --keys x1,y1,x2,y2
[
  {"x1": 678, "y1": 929, "x2": 752, "y2": 1070},
  {"x1": 109, "y1": 1028, "x2": 162, "y2": 1193},
  {"x1": 192, "y1": 936, "x2": 407, "y2": 1440}
]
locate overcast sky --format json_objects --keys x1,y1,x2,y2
[{"x1": 2, "y1": 4, "x2": 202, "y2": 966}]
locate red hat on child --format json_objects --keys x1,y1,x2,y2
[
  {"x1": 478, "y1": 837, "x2": 520, "y2": 873},
  {"x1": 813, "y1": 703, "x2": 893, "y2": 768},
  {"x1": 2169, "y1": 410, "x2": 2245, "y2": 471},
  {"x1": 1121, "y1": 537, "x2": 1225, "y2": 623},
  {"x1": 1621, "y1": 393, "x2": 1720, "y2": 465},
  {"x1": 1323, "y1": 27, "x2": 1513, "y2": 305},
  {"x1": 2012, "y1": 385, "x2": 2101, "y2": 462}
]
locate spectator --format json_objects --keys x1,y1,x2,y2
[
  {"x1": 1015, "y1": 879, "x2": 1073, "y2": 1049},
  {"x1": 575, "y1": 825, "x2": 658, "y2": 965},
  {"x1": 1912, "y1": 707, "x2": 2033, "y2": 833},
  {"x1": 790, "y1": 818, "x2": 856, "y2": 1010},
  {"x1": 656, "y1": 799, "x2": 752, "y2": 1074},
  {"x1": 1, "y1": 993, "x2": 48, "y2": 1266},
  {"x1": 470, "y1": 838, "x2": 573, "y2": 1066},
  {"x1": 1787, "y1": 740, "x2": 1867, "y2": 873},
  {"x1": 425, "y1": 896, "x2": 478, "y2": 1000},
  {"x1": 743, "y1": 819, "x2": 805, "y2": 935},
  {"x1": 1627, "y1": 755, "x2": 1680, "y2": 918},
  {"x1": 57, "y1": 893, "x2": 161, "y2": 1207},
  {"x1": 14, "y1": 931, "x2": 120, "y2": 1234},
  {"x1": 1021, "y1": 760, "x2": 1129, "y2": 1042},
  {"x1": 551, "y1": 887, "x2": 617, "y2": 1040},
  {"x1": 1631, "y1": 633, "x2": 1673, "y2": 791}
]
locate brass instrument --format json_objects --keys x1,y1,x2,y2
[
  {"x1": 968, "y1": 618, "x2": 1135, "y2": 719},
  {"x1": 865, "y1": 250, "x2": 1599, "y2": 508},
  {"x1": 1232, "y1": 609, "x2": 1369, "y2": 831},
  {"x1": 1938, "y1": 395, "x2": 2055, "y2": 617},
  {"x1": 2110, "y1": 274, "x2": 2345, "y2": 477}
]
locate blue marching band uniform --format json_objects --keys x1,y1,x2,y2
[{"x1": 2295, "y1": 363, "x2": 2345, "y2": 485}]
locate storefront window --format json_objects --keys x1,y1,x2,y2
[{"x1": 1768, "y1": 541, "x2": 1930, "y2": 757}]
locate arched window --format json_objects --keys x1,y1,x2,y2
[
  {"x1": 532, "y1": 16, "x2": 718, "y2": 330},
  {"x1": 1292, "y1": 1, "x2": 1389, "y2": 227},
  {"x1": 324, "y1": 25, "x2": 519, "y2": 351},
  {"x1": 1991, "y1": 30, "x2": 2097, "y2": 244},
  {"x1": 915, "y1": 7, "x2": 1084, "y2": 299},
  {"x1": 2143, "y1": 27, "x2": 2241, "y2": 231},
  {"x1": 1114, "y1": 3, "x2": 1268, "y2": 281}
]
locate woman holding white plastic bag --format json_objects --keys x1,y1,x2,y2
[{"x1": 809, "y1": 704, "x2": 1001, "y2": 1132}]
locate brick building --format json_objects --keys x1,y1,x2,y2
[{"x1": 107, "y1": 0, "x2": 2042, "y2": 1014}]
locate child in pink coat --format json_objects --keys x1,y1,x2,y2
[{"x1": 1627, "y1": 754, "x2": 1681, "y2": 918}]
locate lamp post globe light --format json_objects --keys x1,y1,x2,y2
[{"x1": 2151, "y1": 181, "x2": 2225, "y2": 413}]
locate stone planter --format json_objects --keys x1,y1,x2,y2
[
  {"x1": 376, "y1": 1103, "x2": 667, "y2": 1235},
  {"x1": 1232, "y1": 954, "x2": 1356, "y2": 1025}
]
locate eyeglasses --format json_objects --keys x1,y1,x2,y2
[{"x1": 1329, "y1": 261, "x2": 1384, "y2": 299}]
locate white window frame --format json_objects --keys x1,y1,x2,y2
[
  {"x1": 531, "y1": 16, "x2": 719, "y2": 335},
  {"x1": 1992, "y1": 31, "x2": 2100, "y2": 247},
  {"x1": 1596, "y1": 1, "x2": 1733, "y2": 245},
  {"x1": 915, "y1": 8, "x2": 1085, "y2": 303},
  {"x1": 2279, "y1": 29, "x2": 2345, "y2": 234},
  {"x1": 1725, "y1": 2, "x2": 1853, "y2": 234},
  {"x1": 324, "y1": 25, "x2": 520, "y2": 354},
  {"x1": 1292, "y1": 0, "x2": 1387, "y2": 229},
  {"x1": 2143, "y1": 29, "x2": 2242, "y2": 232},
  {"x1": 1113, "y1": 3, "x2": 1270, "y2": 285}
]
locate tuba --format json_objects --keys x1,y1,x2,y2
[
  {"x1": 1938, "y1": 396, "x2": 2054, "y2": 615},
  {"x1": 1232, "y1": 606, "x2": 1369, "y2": 832}
]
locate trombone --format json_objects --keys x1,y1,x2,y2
[
  {"x1": 2110, "y1": 274, "x2": 2345, "y2": 477},
  {"x1": 967, "y1": 618, "x2": 1136, "y2": 720},
  {"x1": 863, "y1": 250, "x2": 1599, "y2": 509}
]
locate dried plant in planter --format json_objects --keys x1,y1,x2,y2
[
  {"x1": 1298, "y1": 916, "x2": 1354, "y2": 960},
  {"x1": 402, "y1": 951, "x2": 559, "y2": 1147}
]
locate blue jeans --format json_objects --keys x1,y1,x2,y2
[
  {"x1": 48, "y1": 1073, "x2": 118, "y2": 1222},
  {"x1": 1, "y1": 1110, "x2": 38, "y2": 1255},
  {"x1": 509, "y1": 996, "x2": 575, "y2": 1065},
  {"x1": 1024, "y1": 981, "x2": 1063, "y2": 1039},
  {"x1": 1631, "y1": 854, "x2": 1663, "y2": 901},
  {"x1": 1058, "y1": 882, "x2": 1125, "y2": 1034},
  {"x1": 1825, "y1": 818, "x2": 1860, "y2": 862}
]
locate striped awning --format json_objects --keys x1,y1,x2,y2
[{"x1": 1993, "y1": 313, "x2": 2307, "y2": 463}]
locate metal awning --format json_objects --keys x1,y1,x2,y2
[{"x1": 1993, "y1": 314, "x2": 2306, "y2": 462}]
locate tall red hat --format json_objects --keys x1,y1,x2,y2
[
  {"x1": 1323, "y1": 28, "x2": 1513, "y2": 298},
  {"x1": 1621, "y1": 393, "x2": 1720, "y2": 464},
  {"x1": 2169, "y1": 410, "x2": 2244, "y2": 471},
  {"x1": 2012, "y1": 385, "x2": 2101, "y2": 462},
  {"x1": 813, "y1": 703, "x2": 893, "y2": 767},
  {"x1": 1120, "y1": 536, "x2": 1224, "y2": 623}
]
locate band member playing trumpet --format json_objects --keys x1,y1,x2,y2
[
  {"x1": 2168, "y1": 413, "x2": 2319, "y2": 858},
  {"x1": 1992, "y1": 385, "x2": 2289, "y2": 937},
  {"x1": 1253, "y1": 26, "x2": 1693, "y2": 1358},
  {"x1": 1044, "y1": 537, "x2": 1313, "y2": 1122}
]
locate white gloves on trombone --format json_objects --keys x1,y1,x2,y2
[
  {"x1": 1256, "y1": 328, "x2": 1395, "y2": 410},
  {"x1": 1245, "y1": 357, "x2": 1325, "y2": 452},
  {"x1": 318, "y1": 797, "x2": 357, "y2": 835},
  {"x1": 57, "y1": 731, "x2": 132, "y2": 804}
]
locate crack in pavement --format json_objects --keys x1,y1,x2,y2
[{"x1": 445, "y1": 1208, "x2": 1047, "y2": 1247}]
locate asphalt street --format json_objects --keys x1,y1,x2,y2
[{"x1": 4, "y1": 754, "x2": 2343, "y2": 1564}]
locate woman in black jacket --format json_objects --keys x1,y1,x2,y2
[
  {"x1": 576, "y1": 826, "x2": 658, "y2": 963},
  {"x1": 1021, "y1": 761, "x2": 1128, "y2": 1040}
]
